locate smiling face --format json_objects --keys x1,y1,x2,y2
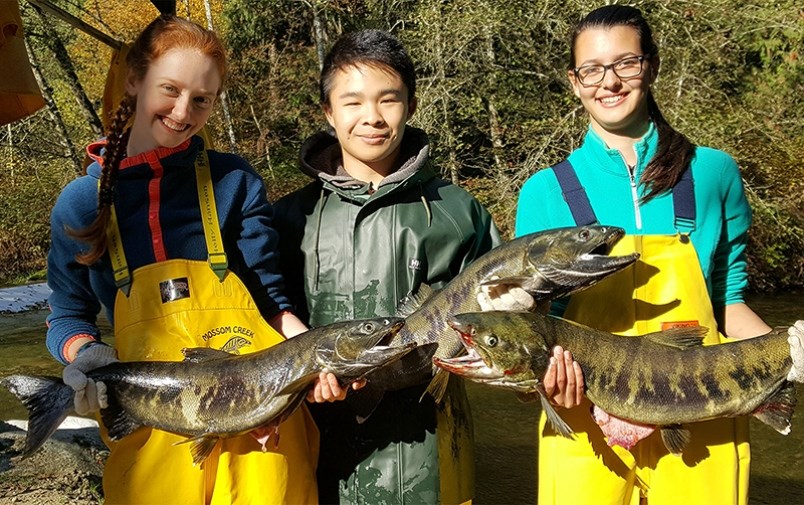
[
  {"x1": 323, "y1": 63, "x2": 417, "y2": 183},
  {"x1": 125, "y1": 47, "x2": 221, "y2": 157},
  {"x1": 569, "y1": 25, "x2": 656, "y2": 140}
]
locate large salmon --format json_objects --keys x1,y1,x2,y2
[
  {"x1": 3, "y1": 317, "x2": 413, "y2": 464},
  {"x1": 435, "y1": 311, "x2": 804, "y2": 454},
  {"x1": 366, "y1": 225, "x2": 639, "y2": 404}
]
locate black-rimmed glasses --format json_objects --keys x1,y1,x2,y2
[{"x1": 573, "y1": 55, "x2": 648, "y2": 85}]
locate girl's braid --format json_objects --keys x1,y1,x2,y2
[{"x1": 70, "y1": 95, "x2": 135, "y2": 265}]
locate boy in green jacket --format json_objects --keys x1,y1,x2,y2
[{"x1": 274, "y1": 29, "x2": 501, "y2": 504}]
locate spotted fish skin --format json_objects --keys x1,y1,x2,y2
[
  {"x1": 369, "y1": 225, "x2": 639, "y2": 395},
  {"x1": 436, "y1": 310, "x2": 798, "y2": 452},
  {"x1": 2, "y1": 317, "x2": 412, "y2": 463}
]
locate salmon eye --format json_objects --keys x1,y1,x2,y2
[
  {"x1": 579, "y1": 228, "x2": 591, "y2": 241},
  {"x1": 485, "y1": 335, "x2": 499, "y2": 347},
  {"x1": 364, "y1": 323, "x2": 375, "y2": 332}
]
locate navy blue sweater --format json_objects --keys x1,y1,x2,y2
[{"x1": 46, "y1": 136, "x2": 290, "y2": 363}]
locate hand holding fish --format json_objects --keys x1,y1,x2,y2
[
  {"x1": 307, "y1": 372, "x2": 366, "y2": 402},
  {"x1": 787, "y1": 320, "x2": 804, "y2": 382},
  {"x1": 477, "y1": 275, "x2": 535, "y2": 312},
  {"x1": 62, "y1": 343, "x2": 118, "y2": 415},
  {"x1": 543, "y1": 346, "x2": 585, "y2": 409}
]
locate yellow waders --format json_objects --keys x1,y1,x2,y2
[
  {"x1": 101, "y1": 152, "x2": 318, "y2": 505},
  {"x1": 436, "y1": 377, "x2": 475, "y2": 505},
  {"x1": 537, "y1": 235, "x2": 750, "y2": 505}
]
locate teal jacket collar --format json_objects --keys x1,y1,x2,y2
[{"x1": 582, "y1": 122, "x2": 658, "y2": 180}]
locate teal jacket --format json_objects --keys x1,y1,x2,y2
[
  {"x1": 516, "y1": 124, "x2": 751, "y2": 308},
  {"x1": 274, "y1": 127, "x2": 500, "y2": 504}
]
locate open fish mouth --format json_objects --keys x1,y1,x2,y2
[
  {"x1": 357, "y1": 341, "x2": 417, "y2": 365},
  {"x1": 541, "y1": 226, "x2": 640, "y2": 282},
  {"x1": 376, "y1": 319, "x2": 406, "y2": 345},
  {"x1": 576, "y1": 226, "x2": 639, "y2": 271},
  {"x1": 574, "y1": 249, "x2": 640, "y2": 273},
  {"x1": 433, "y1": 347, "x2": 498, "y2": 380},
  {"x1": 435, "y1": 320, "x2": 500, "y2": 380},
  {"x1": 353, "y1": 319, "x2": 412, "y2": 364}
]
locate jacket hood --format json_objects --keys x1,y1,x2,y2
[{"x1": 299, "y1": 126, "x2": 432, "y2": 190}]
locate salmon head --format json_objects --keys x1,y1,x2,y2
[{"x1": 433, "y1": 311, "x2": 552, "y2": 393}]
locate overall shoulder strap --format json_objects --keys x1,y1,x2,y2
[
  {"x1": 551, "y1": 159, "x2": 598, "y2": 226},
  {"x1": 195, "y1": 150, "x2": 228, "y2": 281},
  {"x1": 107, "y1": 206, "x2": 131, "y2": 296},
  {"x1": 106, "y1": 150, "x2": 229, "y2": 297},
  {"x1": 672, "y1": 166, "x2": 696, "y2": 231}
]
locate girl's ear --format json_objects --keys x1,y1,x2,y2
[
  {"x1": 648, "y1": 55, "x2": 660, "y2": 84},
  {"x1": 125, "y1": 71, "x2": 139, "y2": 97},
  {"x1": 568, "y1": 70, "x2": 582, "y2": 99}
]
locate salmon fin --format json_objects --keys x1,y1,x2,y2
[
  {"x1": 752, "y1": 381, "x2": 796, "y2": 435},
  {"x1": 181, "y1": 435, "x2": 220, "y2": 466},
  {"x1": 1, "y1": 375, "x2": 74, "y2": 458},
  {"x1": 424, "y1": 368, "x2": 451, "y2": 404},
  {"x1": 276, "y1": 372, "x2": 320, "y2": 397},
  {"x1": 395, "y1": 284, "x2": 436, "y2": 317},
  {"x1": 515, "y1": 392, "x2": 541, "y2": 403},
  {"x1": 479, "y1": 276, "x2": 531, "y2": 288},
  {"x1": 101, "y1": 393, "x2": 144, "y2": 441},
  {"x1": 659, "y1": 424, "x2": 690, "y2": 455},
  {"x1": 643, "y1": 326, "x2": 707, "y2": 349},
  {"x1": 348, "y1": 383, "x2": 385, "y2": 424},
  {"x1": 182, "y1": 347, "x2": 233, "y2": 363},
  {"x1": 538, "y1": 392, "x2": 573, "y2": 438}
]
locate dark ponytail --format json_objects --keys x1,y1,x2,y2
[
  {"x1": 642, "y1": 91, "x2": 695, "y2": 202},
  {"x1": 570, "y1": 5, "x2": 695, "y2": 203}
]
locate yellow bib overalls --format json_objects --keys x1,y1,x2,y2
[
  {"x1": 101, "y1": 151, "x2": 318, "y2": 504},
  {"x1": 538, "y1": 161, "x2": 750, "y2": 505}
]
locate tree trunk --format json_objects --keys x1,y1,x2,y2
[
  {"x1": 312, "y1": 4, "x2": 326, "y2": 71},
  {"x1": 203, "y1": 0, "x2": 238, "y2": 153},
  {"x1": 483, "y1": 25, "x2": 504, "y2": 173},
  {"x1": 24, "y1": 37, "x2": 83, "y2": 174},
  {"x1": 33, "y1": 7, "x2": 103, "y2": 139},
  {"x1": 431, "y1": 5, "x2": 459, "y2": 185}
]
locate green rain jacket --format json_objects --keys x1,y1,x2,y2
[{"x1": 274, "y1": 127, "x2": 501, "y2": 504}]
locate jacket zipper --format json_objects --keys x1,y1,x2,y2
[{"x1": 621, "y1": 149, "x2": 642, "y2": 231}]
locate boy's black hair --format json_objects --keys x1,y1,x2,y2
[{"x1": 320, "y1": 29, "x2": 416, "y2": 105}]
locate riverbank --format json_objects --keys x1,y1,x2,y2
[
  {"x1": 0, "y1": 283, "x2": 104, "y2": 503},
  {"x1": 0, "y1": 284, "x2": 51, "y2": 314},
  {"x1": 0, "y1": 418, "x2": 105, "y2": 504}
]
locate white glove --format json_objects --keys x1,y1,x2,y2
[
  {"x1": 63, "y1": 343, "x2": 118, "y2": 415},
  {"x1": 787, "y1": 320, "x2": 804, "y2": 382},
  {"x1": 477, "y1": 276, "x2": 536, "y2": 312}
]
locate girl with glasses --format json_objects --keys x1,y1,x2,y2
[{"x1": 516, "y1": 5, "x2": 772, "y2": 505}]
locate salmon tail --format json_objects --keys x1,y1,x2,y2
[
  {"x1": 752, "y1": 381, "x2": 796, "y2": 435},
  {"x1": 1, "y1": 374, "x2": 74, "y2": 458}
]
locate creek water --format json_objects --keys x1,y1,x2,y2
[{"x1": 0, "y1": 293, "x2": 802, "y2": 503}]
